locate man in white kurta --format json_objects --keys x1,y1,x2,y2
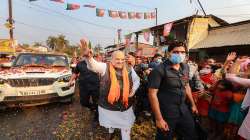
[{"x1": 80, "y1": 39, "x2": 140, "y2": 140}]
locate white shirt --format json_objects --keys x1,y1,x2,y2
[{"x1": 85, "y1": 58, "x2": 140, "y2": 97}]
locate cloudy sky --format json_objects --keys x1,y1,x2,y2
[{"x1": 1, "y1": 0, "x2": 250, "y2": 47}]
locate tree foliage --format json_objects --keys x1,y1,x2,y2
[{"x1": 46, "y1": 34, "x2": 76, "y2": 56}]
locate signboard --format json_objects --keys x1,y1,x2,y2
[
  {"x1": 0, "y1": 39, "x2": 16, "y2": 54},
  {"x1": 136, "y1": 47, "x2": 157, "y2": 57}
]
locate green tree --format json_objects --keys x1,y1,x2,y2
[
  {"x1": 33, "y1": 42, "x2": 42, "y2": 47},
  {"x1": 56, "y1": 34, "x2": 69, "y2": 51},
  {"x1": 46, "y1": 36, "x2": 57, "y2": 50}
]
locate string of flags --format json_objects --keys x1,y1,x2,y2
[
  {"x1": 29, "y1": 0, "x2": 156, "y2": 20},
  {"x1": 96, "y1": 9, "x2": 155, "y2": 20}
]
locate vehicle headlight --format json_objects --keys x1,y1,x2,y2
[{"x1": 57, "y1": 75, "x2": 71, "y2": 83}]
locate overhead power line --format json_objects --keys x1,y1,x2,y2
[
  {"x1": 20, "y1": 0, "x2": 117, "y2": 31},
  {"x1": 0, "y1": 17, "x2": 114, "y2": 40},
  {"x1": 110, "y1": 0, "x2": 154, "y2": 10}
]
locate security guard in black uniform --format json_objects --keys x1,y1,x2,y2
[{"x1": 148, "y1": 42, "x2": 198, "y2": 140}]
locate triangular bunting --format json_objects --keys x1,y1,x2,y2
[
  {"x1": 108, "y1": 10, "x2": 119, "y2": 18},
  {"x1": 83, "y1": 4, "x2": 96, "y2": 8},
  {"x1": 151, "y1": 12, "x2": 156, "y2": 19},
  {"x1": 128, "y1": 12, "x2": 136, "y2": 19},
  {"x1": 66, "y1": 3, "x2": 80, "y2": 10},
  {"x1": 50, "y1": 0, "x2": 64, "y2": 3},
  {"x1": 96, "y1": 8, "x2": 105, "y2": 17},
  {"x1": 118, "y1": 11, "x2": 128, "y2": 19},
  {"x1": 144, "y1": 13, "x2": 151, "y2": 19},
  {"x1": 136, "y1": 12, "x2": 143, "y2": 19}
]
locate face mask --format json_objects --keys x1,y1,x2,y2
[
  {"x1": 156, "y1": 58, "x2": 162, "y2": 63},
  {"x1": 200, "y1": 68, "x2": 211, "y2": 75},
  {"x1": 169, "y1": 53, "x2": 186, "y2": 64}
]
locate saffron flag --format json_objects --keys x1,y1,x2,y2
[
  {"x1": 83, "y1": 4, "x2": 96, "y2": 8},
  {"x1": 143, "y1": 29, "x2": 150, "y2": 42},
  {"x1": 163, "y1": 22, "x2": 173, "y2": 36},
  {"x1": 96, "y1": 8, "x2": 105, "y2": 17},
  {"x1": 50, "y1": 0, "x2": 64, "y2": 3},
  {"x1": 151, "y1": 12, "x2": 156, "y2": 19},
  {"x1": 144, "y1": 13, "x2": 151, "y2": 19},
  {"x1": 128, "y1": 12, "x2": 136, "y2": 19},
  {"x1": 118, "y1": 11, "x2": 128, "y2": 19},
  {"x1": 136, "y1": 12, "x2": 143, "y2": 19},
  {"x1": 66, "y1": 3, "x2": 80, "y2": 10},
  {"x1": 108, "y1": 10, "x2": 119, "y2": 18}
]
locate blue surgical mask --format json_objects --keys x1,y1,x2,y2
[{"x1": 169, "y1": 53, "x2": 186, "y2": 64}]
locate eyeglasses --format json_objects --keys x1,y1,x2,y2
[{"x1": 172, "y1": 51, "x2": 186, "y2": 54}]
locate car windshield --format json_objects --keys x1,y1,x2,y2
[{"x1": 13, "y1": 54, "x2": 68, "y2": 67}]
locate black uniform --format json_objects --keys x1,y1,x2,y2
[
  {"x1": 74, "y1": 60, "x2": 100, "y2": 110},
  {"x1": 148, "y1": 60, "x2": 197, "y2": 140}
]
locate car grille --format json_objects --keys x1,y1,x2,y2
[{"x1": 7, "y1": 78, "x2": 56, "y2": 87}]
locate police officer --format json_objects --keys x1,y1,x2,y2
[{"x1": 148, "y1": 42, "x2": 198, "y2": 140}]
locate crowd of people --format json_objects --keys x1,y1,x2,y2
[{"x1": 69, "y1": 39, "x2": 250, "y2": 140}]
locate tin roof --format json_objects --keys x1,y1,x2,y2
[{"x1": 191, "y1": 20, "x2": 250, "y2": 49}]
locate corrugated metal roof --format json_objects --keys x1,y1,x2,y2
[{"x1": 191, "y1": 21, "x2": 250, "y2": 49}]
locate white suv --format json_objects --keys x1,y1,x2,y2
[{"x1": 0, "y1": 52, "x2": 75, "y2": 107}]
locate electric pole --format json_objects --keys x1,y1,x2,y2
[{"x1": 8, "y1": 0, "x2": 14, "y2": 41}]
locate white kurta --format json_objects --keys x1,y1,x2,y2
[
  {"x1": 85, "y1": 58, "x2": 140, "y2": 129},
  {"x1": 98, "y1": 106, "x2": 135, "y2": 129}
]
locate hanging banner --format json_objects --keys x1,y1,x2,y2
[
  {"x1": 128, "y1": 12, "x2": 136, "y2": 19},
  {"x1": 50, "y1": 0, "x2": 64, "y2": 3},
  {"x1": 151, "y1": 12, "x2": 156, "y2": 19},
  {"x1": 29, "y1": 0, "x2": 38, "y2": 1},
  {"x1": 118, "y1": 11, "x2": 128, "y2": 19},
  {"x1": 108, "y1": 10, "x2": 119, "y2": 18},
  {"x1": 125, "y1": 34, "x2": 132, "y2": 47},
  {"x1": 66, "y1": 3, "x2": 80, "y2": 10},
  {"x1": 136, "y1": 12, "x2": 143, "y2": 19},
  {"x1": 144, "y1": 13, "x2": 151, "y2": 19},
  {"x1": 163, "y1": 22, "x2": 173, "y2": 36},
  {"x1": 96, "y1": 8, "x2": 105, "y2": 17},
  {"x1": 83, "y1": 4, "x2": 96, "y2": 8},
  {"x1": 143, "y1": 29, "x2": 150, "y2": 42}
]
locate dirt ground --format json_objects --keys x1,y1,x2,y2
[{"x1": 0, "y1": 88, "x2": 156, "y2": 140}]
